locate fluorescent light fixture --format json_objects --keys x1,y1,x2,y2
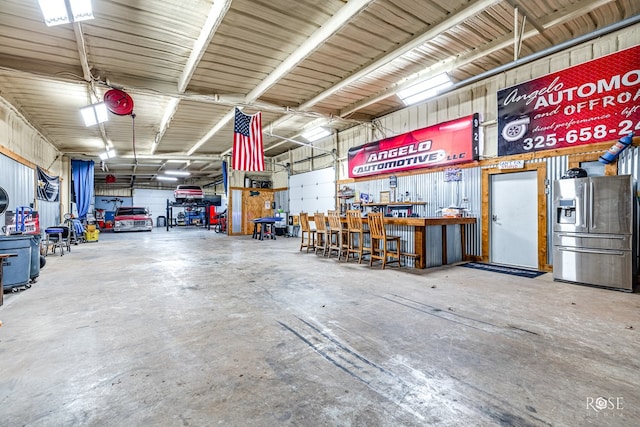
[
  {"x1": 165, "y1": 170, "x2": 191, "y2": 176},
  {"x1": 397, "y1": 73, "x2": 453, "y2": 106},
  {"x1": 301, "y1": 127, "x2": 331, "y2": 142},
  {"x1": 81, "y1": 102, "x2": 108, "y2": 126},
  {"x1": 157, "y1": 176, "x2": 178, "y2": 182},
  {"x1": 98, "y1": 149, "x2": 116, "y2": 160},
  {"x1": 69, "y1": 0, "x2": 94, "y2": 22},
  {"x1": 38, "y1": 0, "x2": 94, "y2": 27}
]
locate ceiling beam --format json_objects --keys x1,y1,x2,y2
[
  {"x1": 300, "y1": 0, "x2": 502, "y2": 112},
  {"x1": 152, "y1": 0, "x2": 232, "y2": 155},
  {"x1": 504, "y1": 0, "x2": 546, "y2": 34},
  {"x1": 119, "y1": 153, "x2": 221, "y2": 162},
  {"x1": 262, "y1": 0, "x2": 501, "y2": 135},
  {"x1": 0, "y1": 55, "x2": 85, "y2": 85},
  {"x1": 194, "y1": 0, "x2": 375, "y2": 156},
  {"x1": 72, "y1": 21, "x2": 113, "y2": 153},
  {"x1": 338, "y1": 0, "x2": 616, "y2": 117}
]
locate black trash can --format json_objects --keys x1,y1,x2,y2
[{"x1": 156, "y1": 216, "x2": 166, "y2": 227}]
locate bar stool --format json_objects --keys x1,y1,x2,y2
[
  {"x1": 45, "y1": 226, "x2": 70, "y2": 256},
  {"x1": 345, "y1": 210, "x2": 370, "y2": 263},
  {"x1": 368, "y1": 211, "x2": 401, "y2": 269},
  {"x1": 327, "y1": 210, "x2": 348, "y2": 259},
  {"x1": 313, "y1": 212, "x2": 329, "y2": 256},
  {"x1": 299, "y1": 212, "x2": 316, "y2": 253}
]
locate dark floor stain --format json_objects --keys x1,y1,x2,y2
[
  {"x1": 486, "y1": 407, "x2": 539, "y2": 427},
  {"x1": 508, "y1": 325, "x2": 539, "y2": 335}
]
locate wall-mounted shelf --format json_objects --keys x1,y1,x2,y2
[{"x1": 362, "y1": 202, "x2": 426, "y2": 207}]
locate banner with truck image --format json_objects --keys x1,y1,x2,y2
[{"x1": 497, "y1": 44, "x2": 640, "y2": 156}]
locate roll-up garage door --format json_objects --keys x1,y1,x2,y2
[
  {"x1": 289, "y1": 167, "x2": 335, "y2": 215},
  {"x1": 133, "y1": 188, "x2": 176, "y2": 222}
]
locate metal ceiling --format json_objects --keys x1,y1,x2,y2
[{"x1": 0, "y1": 0, "x2": 638, "y2": 188}]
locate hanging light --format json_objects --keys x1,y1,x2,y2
[
  {"x1": 38, "y1": 0, "x2": 94, "y2": 27},
  {"x1": 165, "y1": 171, "x2": 191, "y2": 176},
  {"x1": 98, "y1": 149, "x2": 116, "y2": 160},
  {"x1": 81, "y1": 102, "x2": 109, "y2": 126},
  {"x1": 397, "y1": 73, "x2": 453, "y2": 106},
  {"x1": 301, "y1": 127, "x2": 331, "y2": 142},
  {"x1": 157, "y1": 176, "x2": 178, "y2": 182}
]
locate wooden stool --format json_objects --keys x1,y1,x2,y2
[
  {"x1": 313, "y1": 212, "x2": 329, "y2": 256},
  {"x1": 368, "y1": 212, "x2": 401, "y2": 269},
  {"x1": 327, "y1": 210, "x2": 348, "y2": 259},
  {"x1": 299, "y1": 212, "x2": 316, "y2": 253},
  {"x1": 345, "y1": 210, "x2": 370, "y2": 263}
]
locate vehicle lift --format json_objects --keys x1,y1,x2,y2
[{"x1": 165, "y1": 199, "x2": 213, "y2": 231}]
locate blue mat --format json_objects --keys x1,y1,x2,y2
[{"x1": 459, "y1": 262, "x2": 545, "y2": 279}]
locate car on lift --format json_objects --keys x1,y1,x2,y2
[
  {"x1": 174, "y1": 185, "x2": 204, "y2": 204},
  {"x1": 113, "y1": 206, "x2": 153, "y2": 232}
]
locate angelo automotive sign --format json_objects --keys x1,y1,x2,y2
[
  {"x1": 348, "y1": 114, "x2": 479, "y2": 178},
  {"x1": 498, "y1": 44, "x2": 640, "y2": 156}
]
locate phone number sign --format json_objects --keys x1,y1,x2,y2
[{"x1": 497, "y1": 44, "x2": 640, "y2": 156}]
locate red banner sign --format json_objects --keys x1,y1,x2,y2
[
  {"x1": 498, "y1": 44, "x2": 640, "y2": 156},
  {"x1": 348, "y1": 114, "x2": 479, "y2": 178}
]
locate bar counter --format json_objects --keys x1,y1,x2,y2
[{"x1": 352, "y1": 216, "x2": 477, "y2": 269}]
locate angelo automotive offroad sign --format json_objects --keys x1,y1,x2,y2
[
  {"x1": 348, "y1": 114, "x2": 479, "y2": 178},
  {"x1": 497, "y1": 44, "x2": 640, "y2": 156}
]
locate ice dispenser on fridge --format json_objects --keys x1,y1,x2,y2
[{"x1": 556, "y1": 199, "x2": 576, "y2": 225}]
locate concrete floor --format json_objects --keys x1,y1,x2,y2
[{"x1": 0, "y1": 228, "x2": 638, "y2": 426}]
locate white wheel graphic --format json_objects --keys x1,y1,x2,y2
[{"x1": 501, "y1": 117, "x2": 530, "y2": 142}]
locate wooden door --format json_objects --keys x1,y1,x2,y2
[{"x1": 242, "y1": 190, "x2": 274, "y2": 234}]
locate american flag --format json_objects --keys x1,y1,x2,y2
[{"x1": 232, "y1": 107, "x2": 264, "y2": 171}]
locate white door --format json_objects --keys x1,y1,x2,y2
[{"x1": 490, "y1": 170, "x2": 538, "y2": 269}]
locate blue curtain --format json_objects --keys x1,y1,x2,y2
[
  {"x1": 222, "y1": 160, "x2": 228, "y2": 195},
  {"x1": 71, "y1": 160, "x2": 94, "y2": 220}
]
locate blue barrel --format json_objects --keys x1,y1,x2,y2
[{"x1": 0, "y1": 235, "x2": 32, "y2": 289}]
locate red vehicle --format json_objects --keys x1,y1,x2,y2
[
  {"x1": 113, "y1": 206, "x2": 153, "y2": 232},
  {"x1": 174, "y1": 185, "x2": 204, "y2": 203}
]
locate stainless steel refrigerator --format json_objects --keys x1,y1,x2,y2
[{"x1": 553, "y1": 174, "x2": 636, "y2": 291}]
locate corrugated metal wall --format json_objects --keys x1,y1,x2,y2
[
  {"x1": 1, "y1": 97, "x2": 65, "y2": 230},
  {"x1": 94, "y1": 186, "x2": 133, "y2": 197},
  {"x1": 0, "y1": 153, "x2": 35, "y2": 228},
  {"x1": 274, "y1": 190, "x2": 288, "y2": 215},
  {"x1": 37, "y1": 201, "x2": 60, "y2": 230},
  {"x1": 0, "y1": 99, "x2": 61, "y2": 176},
  {"x1": 231, "y1": 189, "x2": 243, "y2": 234},
  {"x1": 609, "y1": 146, "x2": 640, "y2": 269}
]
